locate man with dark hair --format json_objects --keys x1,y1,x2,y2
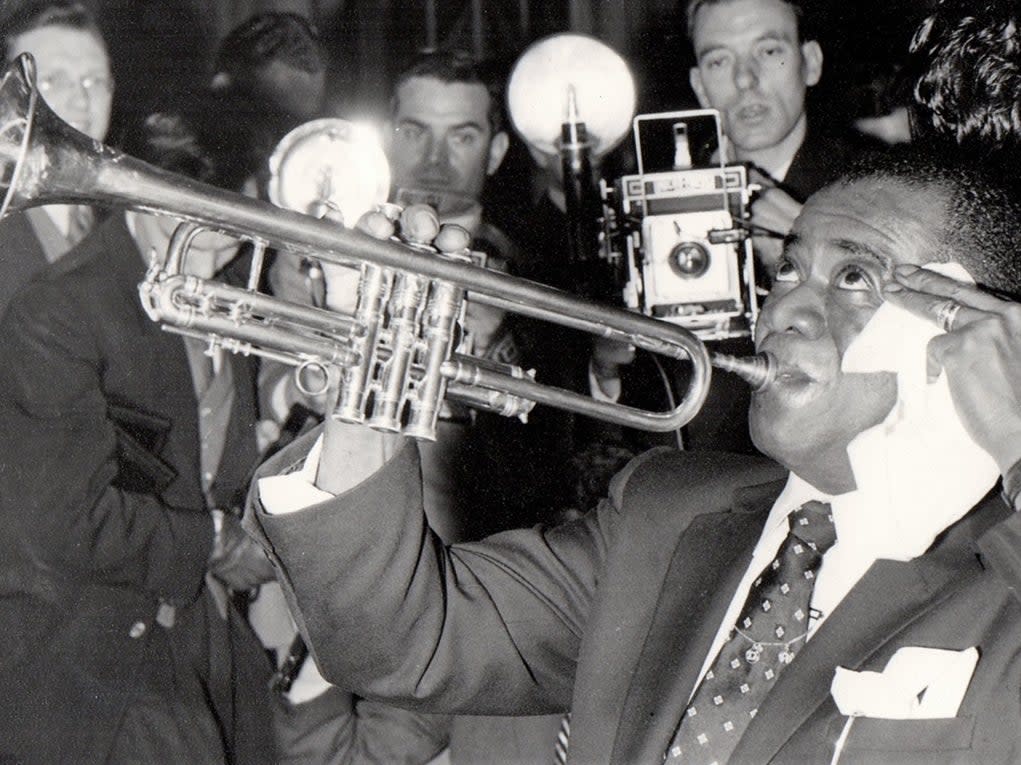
[
  {"x1": 247, "y1": 144, "x2": 1021, "y2": 762},
  {"x1": 212, "y1": 11, "x2": 327, "y2": 125},
  {"x1": 907, "y1": 0, "x2": 1021, "y2": 167},
  {"x1": 0, "y1": 0, "x2": 113, "y2": 315},
  {"x1": 0, "y1": 104, "x2": 277, "y2": 764},
  {"x1": 386, "y1": 49, "x2": 510, "y2": 241}
]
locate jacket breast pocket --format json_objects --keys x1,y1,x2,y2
[{"x1": 831, "y1": 715, "x2": 975, "y2": 761}]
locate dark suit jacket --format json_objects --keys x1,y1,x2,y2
[
  {"x1": 0, "y1": 212, "x2": 49, "y2": 320},
  {"x1": 249, "y1": 439, "x2": 1021, "y2": 764},
  {"x1": 0, "y1": 216, "x2": 272, "y2": 764},
  {"x1": 782, "y1": 127, "x2": 862, "y2": 203}
]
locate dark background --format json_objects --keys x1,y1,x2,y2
[{"x1": 1, "y1": 0, "x2": 936, "y2": 144}]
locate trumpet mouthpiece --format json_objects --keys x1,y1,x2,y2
[{"x1": 712, "y1": 352, "x2": 775, "y2": 391}]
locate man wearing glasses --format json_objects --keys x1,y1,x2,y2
[{"x1": 0, "y1": 0, "x2": 113, "y2": 316}]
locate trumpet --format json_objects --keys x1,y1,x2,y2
[{"x1": 0, "y1": 53, "x2": 772, "y2": 441}]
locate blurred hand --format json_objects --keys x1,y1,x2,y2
[
  {"x1": 209, "y1": 510, "x2": 276, "y2": 590},
  {"x1": 315, "y1": 204, "x2": 472, "y2": 496},
  {"x1": 884, "y1": 265, "x2": 1021, "y2": 473},
  {"x1": 269, "y1": 254, "x2": 327, "y2": 307},
  {"x1": 464, "y1": 301, "x2": 507, "y2": 354},
  {"x1": 591, "y1": 337, "x2": 636, "y2": 390},
  {"x1": 747, "y1": 169, "x2": 802, "y2": 275}
]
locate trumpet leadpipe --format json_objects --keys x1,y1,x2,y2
[{"x1": 711, "y1": 352, "x2": 775, "y2": 391}]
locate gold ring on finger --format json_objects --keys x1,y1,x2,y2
[{"x1": 935, "y1": 299, "x2": 962, "y2": 333}]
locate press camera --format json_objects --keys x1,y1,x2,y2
[{"x1": 601, "y1": 109, "x2": 758, "y2": 340}]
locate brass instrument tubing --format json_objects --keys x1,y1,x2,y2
[
  {"x1": 337, "y1": 265, "x2": 389, "y2": 424},
  {"x1": 404, "y1": 280, "x2": 465, "y2": 440},
  {"x1": 247, "y1": 240, "x2": 267, "y2": 292},
  {"x1": 711, "y1": 352, "x2": 775, "y2": 391},
  {"x1": 366, "y1": 272, "x2": 426, "y2": 432}
]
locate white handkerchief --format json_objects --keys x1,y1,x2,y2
[
  {"x1": 840, "y1": 262, "x2": 999, "y2": 561},
  {"x1": 831, "y1": 646, "x2": 979, "y2": 719}
]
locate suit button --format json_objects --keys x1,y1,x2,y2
[{"x1": 129, "y1": 621, "x2": 147, "y2": 639}]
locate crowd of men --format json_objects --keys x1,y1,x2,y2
[{"x1": 1, "y1": 0, "x2": 1021, "y2": 763}]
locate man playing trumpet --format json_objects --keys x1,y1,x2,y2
[{"x1": 246, "y1": 144, "x2": 1021, "y2": 763}]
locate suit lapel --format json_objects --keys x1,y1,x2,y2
[
  {"x1": 610, "y1": 484, "x2": 778, "y2": 764},
  {"x1": 730, "y1": 545, "x2": 977, "y2": 762}
]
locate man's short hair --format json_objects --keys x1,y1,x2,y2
[
  {"x1": 215, "y1": 12, "x2": 325, "y2": 79},
  {"x1": 683, "y1": 0, "x2": 812, "y2": 43},
  {"x1": 390, "y1": 49, "x2": 504, "y2": 134},
  {"x1": 907, "y1": 0, "x2": 1021, "y2": 162},
  {"x1": 839, "y1": 145, "x2": 1021, "y2": 294},
  {"x1": 1, "y1": 0, "x2": 101, "y2": 60}
]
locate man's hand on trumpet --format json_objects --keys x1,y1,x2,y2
[
  {"x1": 314, "y1": 205, "x2": 471, "y2": 496},
  {"x1": 883, "y1": 265, "x2": 1021, "y2": 475}
]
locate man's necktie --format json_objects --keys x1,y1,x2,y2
[
  {"x1": 665, "y1": 501, "x2": 836, "y2": 764},
  {"x1": 553, "y1": 712, "x2": 571, "y2": 764}
]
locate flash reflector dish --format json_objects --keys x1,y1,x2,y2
[
  {"x1": 507, "y1": 33, "x2": 636, "y2": 157},
  {"x1": 268, "y1": 118, "x2": 390, "y2": 224}
]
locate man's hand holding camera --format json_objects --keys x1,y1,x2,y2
[{"x1": 747, "y1": 167, "x2": 803, "y2": 275}]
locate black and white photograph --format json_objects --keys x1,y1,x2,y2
[{"x1": 1, "y1": 0, "x2": 1020, "y2": 762}]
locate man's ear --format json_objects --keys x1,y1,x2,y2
[
  {"x1": 689, "y1": 67, "x2": 711, "y2": 108},
  {"x1": 801, "y1": 40, "x2": 823, "y2": 87},
  {"x1": 486, "y1": 130, "x2": 509, "y2": 176}
]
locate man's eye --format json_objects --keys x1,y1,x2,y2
[
  {"x1": 834, "y1": 265, "x2": 874, "y2": 291},
  {"x1": 451, "y1": 131, "x2": 478, "y2": 147},
  {"x1": 773, "y1": 257, "x2": 799, "y2": 282},
  {"x1": 702, "y1": 54, "x2": 731, "y2": 71},
  {"x1": 397, "y1": 125, "x2": 423, "y2": 141}
]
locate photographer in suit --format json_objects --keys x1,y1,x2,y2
[
  {"x1": 0, "y1": 105, "x2": 276, "y2": 764},
  {"x1": 247, "y1": 145, "x2": 1021, "y2": 763},
  {"x1": 685, "y1": 0, "x2": 860, "y2": 274}
]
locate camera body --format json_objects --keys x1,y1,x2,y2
[{"x1": 601, "y1": 110, "x2": 758, "y2": 340}]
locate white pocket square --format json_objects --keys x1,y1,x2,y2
[{"x1": 830, "y1": 646, "x2": 978, "y2": 719}]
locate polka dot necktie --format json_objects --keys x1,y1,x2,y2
[{"x1": 665, "y1": 501, "x2": 836, "y2": 764}]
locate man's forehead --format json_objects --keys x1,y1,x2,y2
[
  {"x1": 692, "y1": 0, "x2": 800, "y2": 48},
  {"x1": 11, "y1": 25, "x2": 109, "y2": 69},
  {"x1": 394, "y1": 76, "x2": 491, "y2": 124},
  {"x1": 792, "y1": 179, "x2": 947, "y2": 264}
]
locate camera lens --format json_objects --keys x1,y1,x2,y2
[{"x1": 668, "y1": 241, "x2": 710, "y2": 279}]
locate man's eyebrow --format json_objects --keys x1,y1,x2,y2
[
  {"x1": 831, "y1": 238, "x2": 893, "y2": 270},
  {"x1": 396, "y1": 118, "x2": 485, "y2": 133},
  {"x1": 448, "y1": 121, "x2": 485, "y2": 132},
  {"x1": 696, "y1": 31, "x2": 794, "y2": 59}
]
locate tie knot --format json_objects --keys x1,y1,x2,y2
[{"x1": 788, "y1": 500, "x2": 836, "y2": 554}]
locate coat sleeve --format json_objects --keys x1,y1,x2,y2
[
  {"x1": 246, "y1": 434, "x2": 650, "y2": 717},
  {"x1": 274, "y1": 686, "x2": 452, "y2": 765},
  {"x1": 0, "y1": 286, "x2": 211, "y2": 607}
]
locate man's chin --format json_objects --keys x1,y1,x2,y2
[{"x1": 727, "y1": 125, "x2": 787, "y2": 156}]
